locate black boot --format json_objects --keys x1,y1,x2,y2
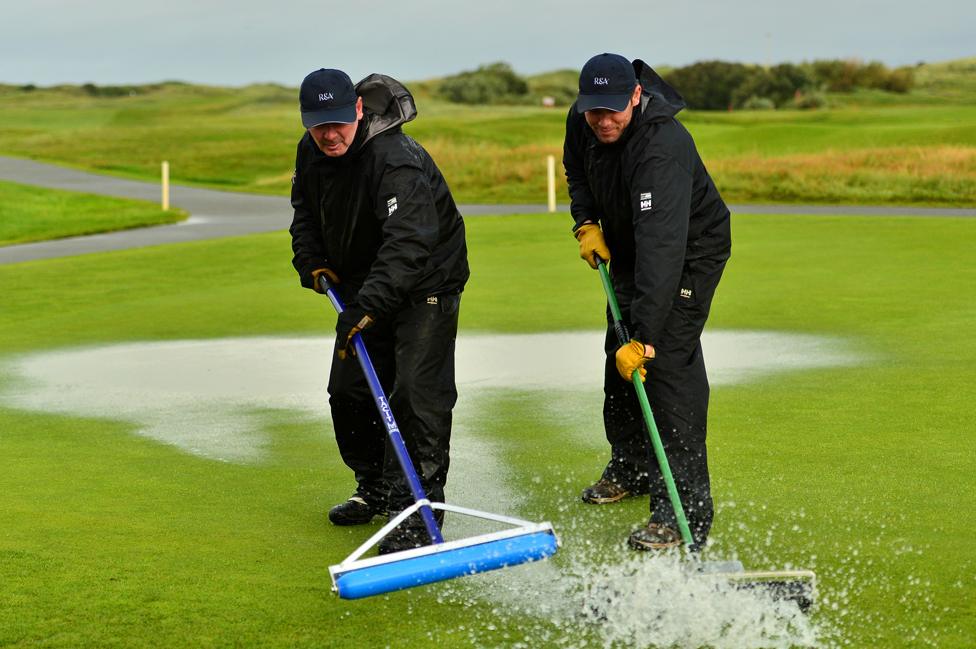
[
  {"x1": 328, "y1": 495, "x2": 382, "y2": 526},
  {"x1": 378, "y1": 508, "x2": 444, "y2": 554}
]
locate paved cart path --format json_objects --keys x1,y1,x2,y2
[{"x1": 2, "y1": 155, "x2": 974, "y2": 265}]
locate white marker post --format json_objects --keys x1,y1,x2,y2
[
  {"x1": 546, "y1": 155, "x2": 556, "y2": 213},
  {"x1": 161, "y1": 161, "x2": 170, "y2": 211}
]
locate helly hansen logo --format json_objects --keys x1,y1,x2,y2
[
  {"x1": 680, "y1": 288, "x2": 693, "y2": 299},
  {"x1": 640, "y1": 192, "x2": 653, "y2": 211},
  {"x1": 318, "y1": 92, "x2": 333, "y2": 101},
  {"x1": 594, "y1": 77, "x2": 610, "y2": 85},
  {"x1": 378, "y1": 397, "x2": 399, "y2": 433},
  {"x1": 387, "y1": 196, "x2": 398, "y2": 216}
]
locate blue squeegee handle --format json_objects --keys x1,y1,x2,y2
[
  {"x1": 595, "y1": 257, "x2": 695, "y2": 549},
  {"x1": 318, "y1": 276, "x2": 444, "y2": 545}
]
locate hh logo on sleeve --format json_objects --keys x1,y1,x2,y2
[
  {"x1": 640, "y1": 192, "x2": 653, "y2": 211},
  {"x1": 387, "y1": 196, "x2": 398, "y2": 216}
]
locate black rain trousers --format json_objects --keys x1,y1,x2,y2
[
  {"x1": 601, "y1": 258, "x2": 726, "y2": 548},
  {"x1": 327, "y1": 293, "x2": 461, "y2": 514}
]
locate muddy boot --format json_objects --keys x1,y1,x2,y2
[
  {"x1": 627, "y1": 522, "x2": 682, "y2": 551},
  {"x1": 581, "y1": 478, "x2": 640, "y2": 504}
]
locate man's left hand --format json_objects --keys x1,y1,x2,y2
[
  {"x1": 615, "y1": 339, "x2": 655, "y2": 383},
  {"x1": 336, "y1": 307, "x2": 375, "y2": 360}
]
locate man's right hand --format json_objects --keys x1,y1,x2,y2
[
  {"x1": 574, "y1": 223, "x2": 611, "y2": 269},
  {"x1": 311, "y1": 268, "x2": 340, "y2": 293}
]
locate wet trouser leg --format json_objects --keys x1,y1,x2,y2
[
  {"x1": 603, "y1": 260, "x2": 726, "y2": 548},
  {"x1": 384, "y1": 294, "x2": 461, "y2": 514},
  {"x1": 328, "y1": 294, "x2": 461, "y2": 514},
  {"x1": 327, "y1": 319, "x2": 395, "y2": 509}
]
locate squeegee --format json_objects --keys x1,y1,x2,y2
[
  {"x1": 595, "y1": 258, "x2": 816, "y2": 612},
  {"x1": 319, "y1": 276, "x2": 559, "y2": 600}
]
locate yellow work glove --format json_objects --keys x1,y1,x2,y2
[
  {"x1": 336, "y1": 307, "x2": 375, "y2": 360},
  {"x1": 574, "y1": 223, "x2": 611, "y2": 269},
  {"x1": 615, "y1": 339, "x2": 656, "y2": 383},
  {"x1": 312, "y1": 267, "x2": 340, "y2": 293}
]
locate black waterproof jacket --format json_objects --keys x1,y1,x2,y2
[
  {"x1": 290, "y1": 74, "x2": 469, "y2": 317},
  {"x1": 563, "y1": 60, "x2": 731, "y2": 346}
]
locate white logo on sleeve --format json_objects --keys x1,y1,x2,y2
[
  {"x1": 680, "y1": 288, "x2": 693, "y2": 299},
  {"x1": 640, "y1": 192, "x2": 653, "y2": 211},
  {"x1": 387, "y1": 196, "x2": 398, "y2": 216}
]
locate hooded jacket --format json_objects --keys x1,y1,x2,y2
[
  {"x1": 563, "y1": 60, "x2": 731, "y2": 346},
  {"x1": 290, "y1": 74, "x2": 469, "y2": 318}
]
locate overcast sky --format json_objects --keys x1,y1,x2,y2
[{"x1": 2, "y1": 0, "x2": 973, "y2": 87}]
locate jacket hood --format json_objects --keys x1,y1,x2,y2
[
  {"x1": 355, "y1": 73, "x2": 418, "y2": 144},
  {"x1": 633, "y1": 59, "x2": 686, "y2": 123},
  {"x1": 304, "y1": 73, "x2": 417, "y2": 163}
]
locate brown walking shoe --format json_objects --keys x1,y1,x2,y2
[
  {"x1": 581, "y1": 478, "x2": 635, "y2": 504},
  {"x1": 627, "y1": 522, "x2": 683, "y2": 551}
]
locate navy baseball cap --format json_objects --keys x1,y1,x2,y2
[
  {"x1": 299, "y1": 68, "x2": 358, "y2": 127},
  {"x1": 576, "y1": 53, "x2": 638, "y2": 113}
]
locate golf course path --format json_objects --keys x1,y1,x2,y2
[{"x1": 2, "y1": 154, "x2": 974, "y2": 265}]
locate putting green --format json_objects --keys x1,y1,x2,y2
[{"x1": 0, "y1": 212, "x2": 973, "y2": 648}]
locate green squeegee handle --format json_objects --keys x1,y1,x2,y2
[
  {"x1": 596, "y1": 257, "x2": 695, "y2": 549},
  {"x1": 319, "y1": 276, "x2": 444, "y2": 545}
]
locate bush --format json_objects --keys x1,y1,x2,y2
[
  {"x1": 437, "y1": 62, "x2": 529, "y2": 105},
  {"x1": 80, "y1": 83, "x2": 142, "y2": 97},
  {"x1": 664, "y1": 60, "x2": 754, "y2": 110},
  {"x1": 792, "y1": 91, "x2": 828, "y2": 109},
  {"x1": 731, "y1": 63, "x2": 816, "y2": 108},
  {"x1": 740, "y1": 95, "x2": 776, "y2": 110},
  {"x1": 805, "y1": 59, "x2": 914, "y2": 93},
  {"x1": 882, "y1": 66, "x2": 915, "y2": 93}
]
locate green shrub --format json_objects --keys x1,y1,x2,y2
[
  {"x1": 741, "y1": 95, "x2": 776, "y2": 110},
  {"x1": 437, "y1": 62, "x2": 529, "y2": 105},
  {"x1": 664, "y1": 60, "x2": 754, "y2": 110},
  {"x1": 80, "y1": 83, "x2": 145, "y2": 97},
  {"x1": 805, "y1": 59, "x2": 914, "y2": 93},
  {"x1": 732, "y1": 64, "x2": 816, "y2": 108},
  {"x1": 792, "y1": 90, "x2": 828, "y2": 109},
  {"x1": 882, "y1": 66, "x2": 915, "y2": 93}
]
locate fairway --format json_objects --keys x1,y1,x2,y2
[{"x1": 1, "y1": 212, "x2": 974, "y2": 648}]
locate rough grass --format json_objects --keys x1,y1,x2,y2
[
  {"x1": 0, "y1": 213, "x2": 974, "y2": 647},
  {"x1": 711, "y1": 145, "x2": 976, "y2": 204},
  {"x1": 0, "y1": 179, "x2": 186, "y2": 245}
]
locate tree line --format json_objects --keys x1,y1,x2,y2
[{"x1": 436, "y1": 59, "x2": 916, "y2": 110}]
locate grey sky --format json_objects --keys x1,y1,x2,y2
[{"x1": 2, "y1": 0, "x2": 973, "y2": 87}]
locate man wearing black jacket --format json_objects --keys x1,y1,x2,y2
[
  {"x1": 290, "y1": 68, "x2": 469, "y2": 554},
  {"x1": 564, "y1": 53, "x2": 731, "y2": 551}
]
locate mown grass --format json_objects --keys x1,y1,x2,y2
[
  {"x1": 0, "y1": 180, "x2": 185, "y2": 245},
  {"x1": 0, "y1": 213, "x2": 974, "y2": 647},
  {"x1": 1, "y1": 71, "x2": 975, "y2": 206}
]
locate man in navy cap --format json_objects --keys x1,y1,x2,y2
[
  {"x1": 564, "y1": 53, "x2": 731, "y2": 551},
  {"x1": 289, "y1": 68, "x2": 469, "y2": 554}
]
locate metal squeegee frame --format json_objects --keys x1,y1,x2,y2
[
  {"x1": 335, "y1": 500, "x2": 557, "y2": 567},
  {"x1": 327, "y1": 492, "x2": 559, "y2": 599}
]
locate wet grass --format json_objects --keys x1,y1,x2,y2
[{"x1": 0, "y1": 212, "x2": 974, "y2": 647}]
